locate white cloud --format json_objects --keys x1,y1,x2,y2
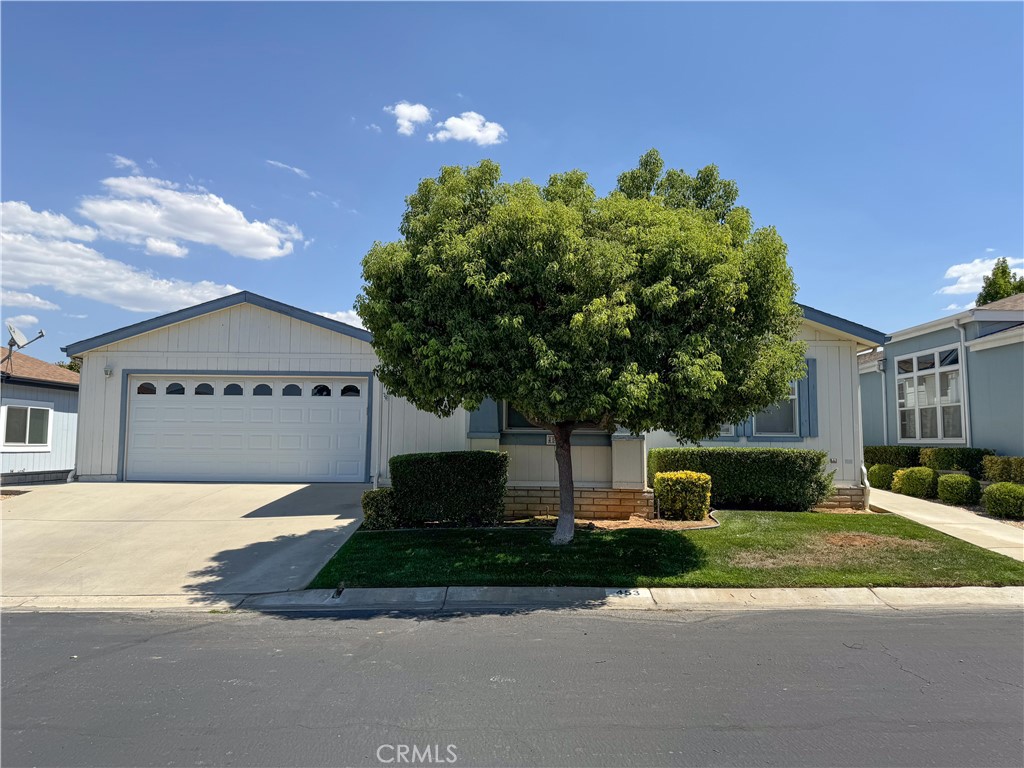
[
  {"x1": 2, "y1": 230, "x2": 237, "y2": 313},
  {"x1": 0, "y1": 290, "x2": 60, "y2": 311},
  {"x1": 985, "y1": 247, "x2": 996, "y2": 253},
  {"x1": 428, "y1": 111, "x2": 507, "y2": 146},
  {"x1": 145, "y1": 237, "x2": 189, "y2": 258},
  {"x1": 366, "y1": 123, "x2": 382, "y2": 133},
  {"x1": 937, "y1": 256, "x2": 1024, "y2": 295},
  {"x1": 265, "y1": 159, "x2": 310, "y2": 179},
  {"x1": 66, "y1": 314, "x2": 88, "y2": 319},
  {"x1": 78, "y1": 176, "x2": 303, "y2": 260},
  {"x1": 1, "y1": 201, "x2": 97, "y2": 241},
  {"x1": 5, "y1": 314, "x2": 40, "y2": 329},
  {"x1": 146, "y1": 158, "x2": 159, "y2": 169},
  {"x1": 109, "y1": 154, "x2": 142, "y2": 175},
  {"x1": 317, "y1": 309, "x2": 364, "y2": 328},
  {"x1": 942, "y1": 302, "x2": 976, "y2": 312},
  {"x1": 384, "y1": 102, "x2": 431, "y2": 136}
]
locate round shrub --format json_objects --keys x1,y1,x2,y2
[
  {"x1": 653, "y1": 470, "x2": 712, "y2": 521},
  {"x1": 892, "y1": 467, "x2": 938, "y2": 499},
  {"x1": 937, "y1": 474, "x2": 981, "y2": 506},
  {"x1": 361, "y1": 487, "x2": 401, "y2": 530},
  {"x1": 867, "y1": 464, "x2": 896, "y2": 491},
  {"x1": 981, "y1": 483, "x2": 1024, "y2": 520}
]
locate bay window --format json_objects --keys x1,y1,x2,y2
[{"x1": 896, "y1": 346, "x2": 964, "y2": 442}]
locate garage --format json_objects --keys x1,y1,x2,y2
[{"x1": 125, "y1": 375, "x2": 368, "y2": 482}]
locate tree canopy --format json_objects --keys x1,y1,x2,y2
[
  {"x1": 976, "y1": 257, "x2": 1024, "y2": 306},
  {"x1": 358, "y1": 150, "x2": 806, "y2": 542}
]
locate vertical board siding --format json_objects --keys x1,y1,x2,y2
[
  {"x1": 500, "y1": 444, "x2": 613, "y2": 487},
  {"x1": 1, "y1": 383, "x2": 78, "y2": 474}
]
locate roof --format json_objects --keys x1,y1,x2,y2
[
  {"x1": 62, "y1": 290, "x2": 373, "y2": 357},
  {"x1": 798, "y1": 304, "x2": 886, "y2": 346},
  {"x1": 976, "y1": 293, "x2": 1024, "y2": 311},
  {"x1": 1, "y1": 350, "x2": 80, "y2": 389},
  {"x1": 858, "y1": 350, "x2": 885, "y2": 365}
]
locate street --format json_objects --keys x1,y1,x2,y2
[{"x1": 3, "y1": 608, "x2": 1022, "y2": 767}]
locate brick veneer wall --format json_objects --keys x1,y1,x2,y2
[
  {"x1": 815, "y1": 486, "x2": 867, "y2": 511},
  {"x1": 505, "y1": 486, "x2": 654, "y2": 520}
]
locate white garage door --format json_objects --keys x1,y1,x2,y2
[{"x1": 125, "y1": 376, "x2": 368, "y2": 482}]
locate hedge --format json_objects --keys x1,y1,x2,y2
[
  {"x1": 982, "y1": 456, "x2": 1024, "y2": 484},
  {"x1": 647, "y1": 447, "x2": 834, "y2": 511},
  {"x1": 653, "y1": 471, "x2": 711, "y2": 521},
  {"x1": 867, "y1": 464, "x2": 896, "y2": 491},
  {"x1": 390, "y1": 450, "x2": 509, "y2": 527},
  {"x1": 361, "y1": 488, "x2": 400, "y2": 530},
  {"x1": 892, "y1": 467, "x2": 938, "y2": 499},
  {"x1": 919, "y1": 447, "x2": 993, "y2": 479},
  {"x1": 863, "y1": 446, "x2": 920, "y2": 469},
  {"x1": 937, "y1": 474, "x2": 981, "y2": 506},
  {"x1": 981, "y1": 483, "x2": 1024, "y2": 520}
]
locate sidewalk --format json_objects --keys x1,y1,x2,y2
[{"x1": 869, "y1": 488, "x2": 1024, "y2": 561}]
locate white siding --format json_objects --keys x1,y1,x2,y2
[{"x1": 502, "y1": 444, "x2": 613, "y2": 487}]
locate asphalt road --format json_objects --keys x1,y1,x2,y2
[{"x1": 3, "y1": 609, "x2": 1022, "y2": 768}]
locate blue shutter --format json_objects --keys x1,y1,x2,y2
[
  {"x1": 798, "y1": 358, "x2": 818, "y2": 438},
  {"x1": 740, "y1": 417, "x2": 754, "y2": 437}
]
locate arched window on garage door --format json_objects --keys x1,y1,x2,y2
[
  {"x1": 166, "y1": 383, "x2": 185, "y2": 395},
  {"x1": 312, "y1": 384, "x2": 331, "y2": 397},
  {"x1": 253, "y1": 384, "x2": 273, "y2": 396},
  {"x1": 223, "y1": 383, "x2": 243, "y2": 396},
  {"x1": 283, "y1": 384, "x2": 302, "y2": 397},
  {"x1": 340, "y1": 384, "x2": 361, "y2": 397},
  {"x1": 137, "y1": 382, "x2": 156, "y2": 395},
  {"x1": 194, "y1": 383, "x2": 214, "y2": 396}
]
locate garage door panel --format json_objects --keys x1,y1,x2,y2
[{"x1": 126, "y1": 375, "x2": 368, "y2": 482}]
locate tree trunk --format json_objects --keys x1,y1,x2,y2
[{"x1": 551, "y1": 425, "x2": 576, "y2": 545}]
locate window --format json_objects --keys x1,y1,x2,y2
[
  {"x1": 896, "y1": 346, "x2": 964, "y2": 443},
  {"x1": 166, "y1": 383, "x2": 185, "y2": 395},
  {"x1": 719, "y1": 424, "x2": 736, "y2": 437},
  {"x1": 754, "y1": 382, "x2": 798, "y2": 436},
  {"x1": 312, "y1": 384, "x2": 332, "y2": 397},
  {"x1": 194, "y1": 383, "x2": 214, "y2": 396},
  {"x1": 223, "y1": 383, "x2": 243, "y2": 396},
  {"x1": 253, "y1": 384, "x2": 273, "y2": 396},
  {"x1": 137, "y1": 382, "x2": 156, "y2": 395},
  {"x1": 340, "y1": 385, "x2": 360, "y2": 397},
  {"x1": 3, "y1": 403, "x2": 51, "y2": 451},
  {"x1": 283, "y1": 384, "x2": 302, "y2": 397},
  {"x1": 503, "y1": 404, "x2": 601, "y2": 431}
]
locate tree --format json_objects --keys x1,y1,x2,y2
[
  {"x1": 976, "y1": 257, "x2": 1024, "y2": 306},
  {"x1": 55, "y1": 358, "x2": 80, "y2": 373},
  {"x1": 357, "y1": 150, "x2": 806, "y2": 544}
]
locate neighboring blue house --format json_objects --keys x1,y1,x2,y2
[
  {"x1": 859, "y1": 293, "x2": 1024, "y2": 457},
  {"x1": 1, "y1": 351, "x2": 80, "y2": 485}
]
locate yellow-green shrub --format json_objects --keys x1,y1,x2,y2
[{"x1": 653, "y1": 471, "x2": 712, "y2": 521}]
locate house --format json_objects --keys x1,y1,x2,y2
[
  {"x1": 1, "y1": 351, "x2": 80, "y2": 485},
  {"x1": 859, "y1": 293, "x2": 1024, "y2": 457},
  {"x1": 63, "y1": 291, "x2": 883, "y2": 512}
]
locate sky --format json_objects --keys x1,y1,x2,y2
[{"x1": 2, "y1": 2, "x2": 1022, "y2": 364}]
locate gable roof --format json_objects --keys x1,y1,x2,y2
[
  {"x1": 799, "y1": 304, "x2": 885, "y2": 346},
  {"x1": 62, "y1": 291, "x2": 373, "y2": 357},
  {"x1": 887, "y1": 293, "x2": 1024, "y2": 343},
  {"x1": 977, "y1": 293, "x2": 1024, "y2": 311},
  {"x1": 1, "y1": 350, "x2": 80, "y2": 389}
]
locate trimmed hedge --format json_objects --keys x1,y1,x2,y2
[
  {"x1": 361, "y1": 488, "x2": 400, "y2": 530},
  {"x1": 981, "y1": 483, "x2": 1024, "y2": 520},
  {"x1": 982, "y1": 456, "x2": 1024, "y2": 484},
  {"x1": 867, "y1": 464, "x2": 896, "y2": 491},
  {"x1": 390, "y1": 450, "x2": 509, "y2": 527},
  {"x1": 937, "y1": 474, "x2": 981, "y2": 506},
  {"x1": 863, "y1": 446, "x2": 920, "y2": 469},
  {"x1": 647, "y1": 447, "x2": 834, "y2": 511},
  {"x1": 653, "y1": 471, "x2": 711, "y2": 521},
  {"x1": 919, "y1": 447, "x2": 994, "y2": 479},
  {"x1": 892, "y1": 467, "x2": 938, "y2": 499}
]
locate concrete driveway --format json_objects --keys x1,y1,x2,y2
[{"x1": 1, "y1": 483, "x2": 366, "y2": 610}]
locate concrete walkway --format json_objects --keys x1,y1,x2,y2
[{"x1": 869, "y1": 488, "x2": 1024, "y2": 561}]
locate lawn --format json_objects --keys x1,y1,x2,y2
[{"x1": 309, "y1": 511, "x2": 1024, "y2": 589}]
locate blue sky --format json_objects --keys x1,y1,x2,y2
[{"x1": 2, "y1": 2, "x2": 1021, "y2": 363}]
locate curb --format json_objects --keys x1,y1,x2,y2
[{"x1": 238, "y1": 585, "x2": 1024, "y2": 613}]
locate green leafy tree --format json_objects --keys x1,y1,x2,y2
[
  {"x1": 975, "y1": 257, "x2": 1024, "y2": 306},
  {"x1": 55, "y1": 358, "x2": 80, "y2": 373},
  {"x1": 358, "y1": 150, "x2": 805, "y2": 544}
]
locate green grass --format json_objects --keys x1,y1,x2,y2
[{"x1": 309, "y1": 511, "x2": 1024, "y2": 589}]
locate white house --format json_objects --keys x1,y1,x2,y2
[{"x1": 63, "y1": 291, "x2": 883, "y2": 512}]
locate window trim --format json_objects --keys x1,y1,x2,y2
[
  {"x1": 501, "y1": 402, "x2": 607, "y2": 434},
  {"x1": 895, "y1": 343, "x2": 966, "y2": 444},
  {"x1": 2, "y1": 399, "x2": 54, "y2": 453},
  {"x1": 753, "y1": 382, "x2": 800, "y2": 437}
]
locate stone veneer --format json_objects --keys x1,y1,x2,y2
[
  {"x1": 815, "y1": 486, "x2": 867, "y2": 511},
  {"x1": 505, "y1": 486, "x2": 654, "y2": 520}
]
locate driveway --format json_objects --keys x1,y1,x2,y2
[{"x1": 1, "y1": 483, "x2": 366, "y2": 610}]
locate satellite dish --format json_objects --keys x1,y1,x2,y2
[{"x1": 7, "y1": 322, "x2": 29, "y2": 349}]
